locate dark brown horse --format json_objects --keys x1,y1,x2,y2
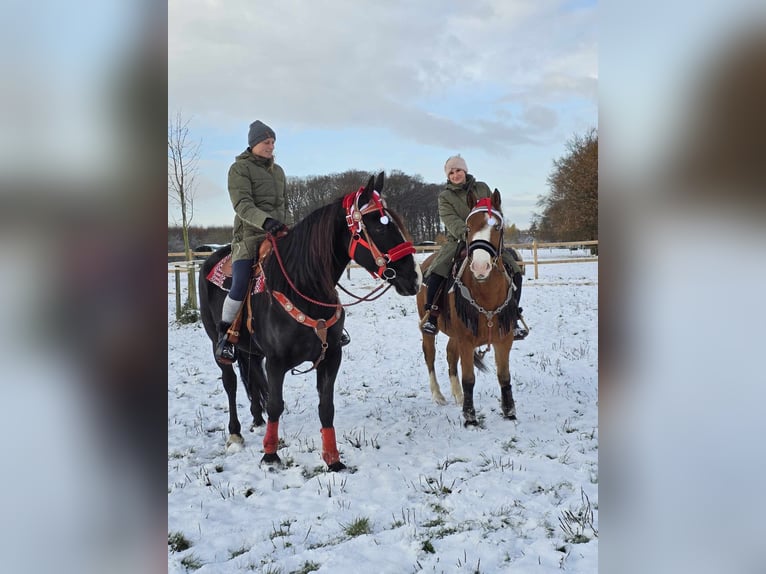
[
  {"x1": 200, "y1": 173, "x2": 421, "y2": 470},
  {"x1": 418, "y1": 190, "x2": 519, "y2": 425}
]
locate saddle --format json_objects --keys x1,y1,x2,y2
[
  {"x1": 205, "y1": 241, "x2": 273, "y2": 343},
  {"x1": 205, "y1": 240, "x2": 272, "y2": 294}
]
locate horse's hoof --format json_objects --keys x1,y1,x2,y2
[
  {"x1": 260, "y1": 453, "x2": 282, "y2": 465},
  {"x1": 433, "y1": 394, "x2": 447, "y2": 406},
  {"x1": 225, "y1": 434, "x2": 245, "y2": 452},
  {"x1": 463, "y1": 408, "x2": 478, "y2": 427},
  {"x1": 501, "y1": 404, "x2": 517, "y2": 420},
  {"x1": 250, "y1": 418, "x2": 265, "y2": 431},
  {"x1": 327, "y1": 461, "x2": 347, "y2": 472}
]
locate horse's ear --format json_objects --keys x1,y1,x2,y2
[
  {"x1": 374, "y1": 171, "x2": 385, "y2": 192},
  {"x1": 492, "y1": 189, "x2": 502, "y2": 210},
  {"x1": 359, "y1": 175, "x2": 375, "y2": 204}
]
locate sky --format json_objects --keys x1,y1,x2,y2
[
  {"x1": 168, "y1": 250, "x2": 599, "y2": 572},
  {"x1": 168, "y1": 0, "x2": 597, "y2": 230}
]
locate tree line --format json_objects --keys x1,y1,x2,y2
[
  {"x1": 169, "y1": 169, "x2": 445, "y2": 251},
  {"x1": 170, "y1": 113, "x2": 597, "y2": 254},
  {"x1": 531, "y1": 128, "x2": 598, "y2": 244}
]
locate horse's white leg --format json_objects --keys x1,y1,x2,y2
[
  {"x1": 421, "y1": 323, "x2": 446, "y2": 405},
  {"x1": 429, "y1": 370, "x2": 447, "y2": 405},
  {"x1": 446, "y1": 338, "x2": 463, "y2": 405}
]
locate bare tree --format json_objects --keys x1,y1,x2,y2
[{"x1": 168, "y1": 111, "x2": 201, "y2": 308}]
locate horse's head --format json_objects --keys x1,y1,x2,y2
[
  {"x1": 465, "y1": 189, "x2": 504, "y2": 282},
  {"x1": 343, "y1": 172, "x2": 421, "y2": 296}
]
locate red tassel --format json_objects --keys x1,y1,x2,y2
[
  {"x1": 263, "y1": 421, "x2": 279, "y2": 454},
  {"x1": 320, "y1": 427, "x2": 340, "y2": 466}
]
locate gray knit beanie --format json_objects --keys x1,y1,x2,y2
[{"x1": 248, "y1": 120, "x2": 276, "y2": 148}]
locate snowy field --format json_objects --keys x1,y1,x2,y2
[{"x1": 168, "y1": 250, "x2": 598, "y2": 573}]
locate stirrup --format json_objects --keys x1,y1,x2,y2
[
  {"x1": 339, "y1": 331, "x2": 351, "y2": 347},
  {"x1": 512, "y1": 327, "x2": 528, "y2": 341},
  {"x1": 513, "y1": 314, "x2": 529, "y2": 341},
  {"x1": 215, "y1": 335, "x2": 237, "y2": 364},
  {"x1": 422, "y1": 318, "x2": 438, "y2": 336}
]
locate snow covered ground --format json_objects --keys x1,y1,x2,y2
[{"x1": 168, "y1": 250, "x2": 598, "y2": 573}]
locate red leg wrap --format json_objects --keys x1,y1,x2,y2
[
  {"x1": 263, "y1": 421, "x2": 279, "y2": 454},
  {"x1": 320, "y1": 427, "x2": 340, "y2": 466}
]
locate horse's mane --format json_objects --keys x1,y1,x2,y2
[{"x1": 264, "y1": 197, "x2": 346, "y2": 299}]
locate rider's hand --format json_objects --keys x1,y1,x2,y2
[{"x1": 263, "y1": 217, "x2": 289, "y2": 238}]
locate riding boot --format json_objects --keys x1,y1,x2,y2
[
  {"x1": 512, "y1": 273, "x2": 528, "y2": 340},
  {"x1": 339, "y1": 330, "x2": 351, "y2": 347},
  {"x1": 422, "y1": 274, "x2": 444, "y2": 335},
  {"x1": 214, "y1": 321, "x2": 237, "y2": 364}
]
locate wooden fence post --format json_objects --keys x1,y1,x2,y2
[
  {"x1": 187, "y1": 265, "x2": 198, "y2": 309},
  {"x1": 533, "y1": 240, "x2": 539, "y2": 280},
  {"x1": 175, "y1": 267, "x2": 182, "y2": 321}
]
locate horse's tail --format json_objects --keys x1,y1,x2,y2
[{"x1": 473, "y1": 350, "x2": 490, "y2": 373}]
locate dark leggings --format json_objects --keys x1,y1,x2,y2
[{"x1": 229, "y1": 259, "x2": 254, "y2": 301}]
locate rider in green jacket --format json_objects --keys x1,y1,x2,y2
[{"x1": 422, "y1": 155, "x2": 527, "y2": 340}]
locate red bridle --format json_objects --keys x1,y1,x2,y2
[{"x1": 342, "y1": 187, "x2": 415, "y2": 280}]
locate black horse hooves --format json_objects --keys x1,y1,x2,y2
[
  {"x1": 250, "y1": 418, "x2": 265, "y2": 431},
  {"x1": 260, "y1": 453, "x2": 282, "y2": 466},
  {"x1": 463, "y1": 407, "x2": 478, "y2": 427},
  {"x1": 327, "y1": 461, "x2": 347, "y2": 472}
]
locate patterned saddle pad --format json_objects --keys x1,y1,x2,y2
[{"x1": 205, "y1": 254, "x2": 264, "y2": 294}]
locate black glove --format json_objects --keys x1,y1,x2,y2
[{"x1": 263, "y1": 217, "x2": 289, "y2": 237}]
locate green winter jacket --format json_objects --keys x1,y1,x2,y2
[
  {"x1": 428, "y1": 174, "x2": 519, "y2": 278},
  {"x1": 227, "y1": 150, "x2": 292, "y2": 262}
]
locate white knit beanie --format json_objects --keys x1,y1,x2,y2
[{"x1": 444, "y1": 155, "x2": 468, "y2": 175}]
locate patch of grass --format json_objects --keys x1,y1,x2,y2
[
  {"x1": 177, "y1": 299, "x2": 199, "y2": 324},
  {"x1": 419, "y1": 473, "x2": 455, "y2": 496},
  {"x1": 422, "y1": 516, "x2": 445, "y2": 528},
  {"x1": 270, "y1": 519, "x2": 294, "y2": 539},
  {"x1": 180, "y1": 553, "x2": 203, "y2": 570},
  {"x1": 422, "y1": 540, "x2": 435, "y2": 554},
  {"x1": 342, "y1": 516, "x2": 372, "y2": 537},
  {"x1": 229, "y1": 545, "x2": 248, "y2": 559},
  {"x1": 440, "y1": 456, "x2": 468, "y2": 470},
  {"x1": 558, "y1": 488, "x2": 598, "y2": 544},
  {"x1": 290, "y1": 561, "x2": 320, "y2": 574},
  {"x1": 301, "y1": 465, "x2": 325, "y2": 480},
  {"x1": 168, "y1": 531, "x2": 191, "y2": 552}
]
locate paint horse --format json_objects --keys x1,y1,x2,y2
[
  {"x1": 199, "y1": 173, "x2": 420, "y2": 471},
  {"x1": 418, "y1": 190, "x2": 519, "y2": 425}
]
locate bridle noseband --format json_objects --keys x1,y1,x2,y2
[
  {"x1": 343, "y1": 187, "x2": 415, "y2": 280},
  {"x1": 466, "y1": 198, "x2": 504, "y2": 263}
]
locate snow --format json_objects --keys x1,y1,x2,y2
[{"x1": 168, "y1": 249, "x2": 598, "y2": 573}]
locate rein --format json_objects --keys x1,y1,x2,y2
[{"x1": 261, "y1": 187, "x2": 414, "y2": 372}]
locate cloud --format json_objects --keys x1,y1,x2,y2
[{"x1": 169, "y1": 0, "x2": 596, "y2": 154}]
